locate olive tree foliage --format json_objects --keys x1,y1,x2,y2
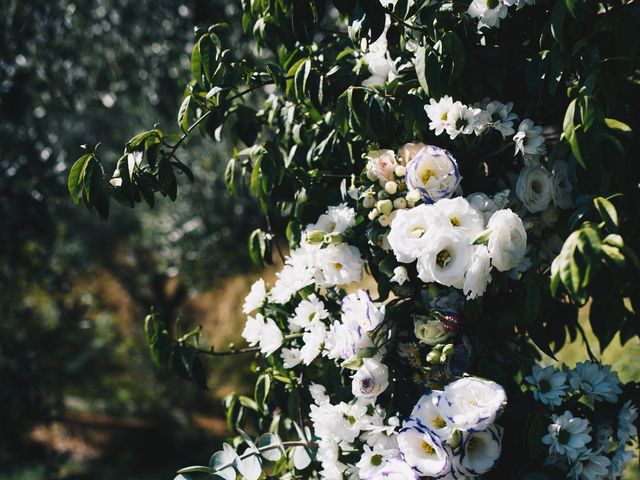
[{"x1": 68, "y1": 0, "x2": 639, "y2": 477}]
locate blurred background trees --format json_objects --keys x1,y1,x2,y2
[{"x1": 0, "y1": 1, "x2": 262, "y2": 478}]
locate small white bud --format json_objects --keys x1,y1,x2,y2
[
  {"x1": 377, "y1": 199, "x2": 393, "y2": 216},
  {"x1": 395, "y1": 165, "x2": 406, "y2": 177},
  {"x1": 393, "y1": 197, "x2": 407, "y2": 209},
  {"x1": 377, "y1": 190, "x2": 389, "y2": 200},
  {"x1": 378, "y1": 214, "x2": 390, "y2": 227},
  {"x1": 368, "y1": 209, "x2": 380, "y2": 221},
  {"x1": 406, "y1": 189, "x2": 421, "y2": 206},
  {"x1": 362, "y1": 195, "x2": 376, "y2": 209},
  {"x1": 384, "y1": 181, "x2": 398, "y2": 195}
]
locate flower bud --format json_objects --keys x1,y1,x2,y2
[
  {"x1": 393, "y1": 197, "x2": 407, "y2": 210},
  {"x1": 406, "y1": 189, "x2": 422, "y2": 206},
  {"x1": 351, "y1": 358, "x2": 389, "y2": 399},
  {"x1": 442, "y1": 344, "x2": 455, "y2": 356},
  {"x1": 324, "y1": 232, "x2": 343, "y2": 244},
  {"x1": 368, "y1": 209, "x2": 380, "y2": 221},
  {"x1": 447, "y1": 429, "x2": 462, "y2": 452},
  {"x1": 377, "y1": 190, "x2": 389, "y2": 200},
  {"x1": 377, "y1": 199, "x2": 393, "y2": 216},
  {"x1": 305, "y1": 230, "x2": 326, "y2": 245},
  {"x1": 426, "y1": 350, "x2": 441, "y2": 364},
  {"x1": 414, "y1": 318, "x2": 453, "y2": 346},
  {"x1": 395, "y1": 165, "x2": 406, "y2": 177},
  {"x1": 342, "y1": 355, "x2": 363, "y2": 370},
  {"x1": 362, "y1": 195, "x2": 376, "y2": 209},
  {"x1": 378, "y1": 214, "x2": 391, "y2": 227},
  {"x1": 366, "y1": 169, "x2": 378, "y2": 181},
  {"x1": 384, "y1": 181, "x2": 398, "y2": 195}
]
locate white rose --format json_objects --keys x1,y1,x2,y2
[
  {"x1": 459, "y1": 425, "x2": 504, "y2": 476},
  {"x1": 398, "y1": 142, "x2": 426, "y2": 165},
  {"x1": 486, "y1": 209, "x2": 527, "y2": 272},
  {"x1": 433, "y1": 196, "x2": 485, "y2": 238},
  {"x1": 516, "y1": 165, "x2": 552, "y2": 213},
  {"x1": 366, "y1": 149, "x2": 398, "y2": 185},
  {"x1": 352, "y1": 358, "x2": 389, "y2": 399},
  {"x1": 387, "y1": 204, "x2": 449, "y2": 263},
  {"x1": 414, "y1": 318, "x2": 452, "y2": 346},
  {"x1": 416, "y1": 226, "x2": 473, "y2": 289},
  {"x1": 440, "y1": 377, "x2": 507, "y2": 432},
  {"x1": 462, "y1": 246, "x2": 492, "y2": 299},
  {"x1": 551, "y1": 160, "x2": 573, "y2": 209},
  {"x1": 405, "y1": 145, "x2": 461, "y2": 203}
]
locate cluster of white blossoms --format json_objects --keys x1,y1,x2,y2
[
  {"x1": 468, "y1": 0, "x2": 535, "y2": 28},
  {"x1": 309, "y1": 376, "x2": 507, "y2": 480},
  {"x1": 526, "y1": 362, "x2": 638, "y2": 479}
]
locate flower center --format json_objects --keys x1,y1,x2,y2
[
  {"x1": 450, "y1": 216, "x2": 461, "y2": 227},
  {"x1": 467, "y1": 436, "x2": 480, "y2": 453},
  {"x1": 486, "y1": 0, "x2": 499, "y2": 8},
  {"x1": 436, "y1": 249, "x2": 452, "y2": 268},
  {"x1": 371, "y1": 454, "x2": 383, "y2": 466},
  {"x1": 411, "y1": 225, "x2": 426, "y2": 237},
  {"x1": 558, "y1": 428, "x2": 571, "y2": 445},
  {"x1": 334, "y1": 262, "x2": 343, "y2": 270},
  {"x1": 421, "y1": 441, "x2": 435, "y2": 455},
  {"x1": 361, "y1": 377, "x2": 374, "y2": 393},
  {"x1": 432, "y1": 416, "x2": 447, "y2": 429},
  {"x1": 420, "y1": 169, "x2": 435, "y2": 185},
  {"x1": 441, "y1": 112, "x2": 448, "y2": 121},
  {"x1": 538, "y1": 379, "x2": 551, "y2": 393}
]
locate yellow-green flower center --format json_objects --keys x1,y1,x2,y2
[{"x1": 436, "y1": 249, "x2": 452, "y2": 268}]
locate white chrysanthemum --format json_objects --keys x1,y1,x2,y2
[
  {"x1": 485, "y1": 100, "x2": 518, "y2": 137},
  {"x1": 551, "y1": 160, "x2": 573, "y2": 209},
  {"x1": 390, "y1": 266, "x2": 409, "y2": 285},
  {"x1": 366, "y1": 149, "x2": 398, "y2": 184},
  {"x1": 514, "y1": 119, "x2": 547, "y2": 160},
  {"x1": 410, "y1": 390, "x2": 452, "y2": 440},
  {"x1": 307, "y1": 203, "x2": 357, "y2": 234},
  {"x1": 486, "y1": 209, "x2": 527, "y2": 272},
  {"x1": 440, "y1": 377, "x2": 508, "y2": 432},
  {"x1": 405, "y1": 145, "x2": 462, "y2": 204},
  {"x1": 388, "y1": 204, "x2": 449, "y2": 263},
  {"x1": 608, "y1": 446, "x2": 636, "y2": 479},
  {"x1": 459, "y1": 425, "x2": 504, "y2": 476},
  {"x1": 433, "y1": 196, "x2": 485, "y2": 238},
  {"x1": 242, "y1": 278, "x2": 267, "y2": 314},
  {"x1": 281, "y1": 347, "x2": 302, "y2": 368},
  {"x1": 289, "y1": 294, "x2": 328, "y2": 331},
  {"x1": 445, "y1": 102, "x2": 482, "y2": 139},
  {"x1": 525, "y1": 365, "x2": 568, "y2": 406},
  {"x1": 356, "y1": 445, "x2": 400, "y2": 479},
  {"x1": 300, "y1": 322, "x2": 328, "y2": 365},
  {"x1": 467, "y1": 192, "x2": 499, "y2": 225},
  {"x1": 425, "y1": 96, "x2": 456, "y2": 136},
  {"x1": 269, "y1": 246, "x2": 316, "y2": 304},
  {"x1": 617, "y1": 400, "x2": 638, "y2": 443},
  {"x1": 463, "y1": 245, "x2": 493, "y2": 299},
  {"x1": 416, "y1": 226, "x2": 473, "y2": 289},
  {"x1": 341, "y1": 289, "x2": 385, "y2": 333},
  {"x1": 468, "y1": 0, "x2": 509, "y2": 28},
  {"x1": 352, "y1": 358, "x2": 389, "y2": 400},
  {"x1": 397, "y1": 422, "x2": 450, "y2": 477},
  {"x1": 259, "y1": 317, "x2": 284, "y2": 356},
  {"x1": 242, "y1": 312, "x2": 266, "y2": 346},
  {"x1": 309, "y1": 382, "x2": 330, "y2": 405},
  {"x1": 516, "y1": 164, "x2": 553, "y2": 213},
  {"x1": 310, "y1": 400, "x2": 360, "y2": 444},
  {"x1": 315, "y1": 243, "x2": 364, "y2": 287},
  {"x1": 568, "y1": 448, "x2": 611, "y2": 480},
  {"x1": 366, "y1": 457, "x2": 420, "y2": 480},
  {"x1": 542, "y1": 410, "x2": 592, "y2": 461},
  {"x1": 569, "y1": 362, "x2": 622, "y2": 403}
]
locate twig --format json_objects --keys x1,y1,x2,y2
[
  {"x1": 575, "y1": 321, "x2": 597, "y2": 361},
  {"x1": 266, "y1": 212, "x2": 287, "y2": 264}
]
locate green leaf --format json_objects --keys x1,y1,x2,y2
[
  {"x1": 593, "y1": 197, "x2": 618, "y2": 232},
  {"x1": 178, "y1": 95, "x2": 192, "y2": 133},
  {"x1": 604, "y1": 118, "x2": 632, "y2": 136},
  {"x1": 563, "y1": 98, "x2": 584, "y2": 167},
  {"x1": 248, "y1": 229, "x2": 271, "y2": 267},
  {"x1": 191, "y1": 38, "x2": 203, "y2": 86},
  {"x1": 224, "y1": 158, "x2": 236, "y2": 195},
  {"x1": 68, "y1": 153, "x2": 93, "y2": 204}
]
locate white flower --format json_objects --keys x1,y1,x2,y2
[
  {"x1": 414, "y1": 318, "x2": 452, "y2": 346},
  {"x1": 260, "y1": 317, "x2": 284, "y2": 356},
  {"x1": 242, "y1": 312, "x2": 266, "y2": 346},
  {"x1": 459, "y1": 425, "x2": 503, "y2": 476},
  {"x1": 486, "y1": 209, "x2": 527, "y2": 272},
  {"x1": 281, "y1": 348, "x2": 302, "y2": 368},
  {"x1": 326, "y1": 320, "x2": 375, "y2": 361},
  {"x1": 467, "y1": 192, "x2": 499, "y2": 225},
  {"x1": 307, "y1": 204, "x2": 357, "y2": 234},
  {"x1": 362, "y1": 20, "x2": 398, "y2": 87},
  {"x1": 608, "y1": 446, "x2": 635, "y2": 479},
  {"x1": 485, "y1": 100, "x2": 518, "y2": 137},
  {"x1": 425, "y1": 96, "x2": 455, "y2": 136},
  {"x1": 366, "y1": 457, "x2": 420, "y2": 480},
  {"x1": 390, "y1": 266, "x2": 409, "y2": 285},
  {"x1": 397, "y1": 422, "x2": 450, "y2": 477},
  {"x1": 309, "y1": 383, "x2": 330, "y2": 405},
  {"x1": 300, "y1": 322, "x2": 328, "y2": 365},
  {"x1": 398, "y1": 142, "x2": 427, "y2": 165},
  {"x1": 366, "y1": 149, "x2": 398, "y2": 185},
  {"x1": 433, "y1": 196, "x2": 485, "y2": 238},
  {"x1": 269, "y1": 246, "x2": 316, "y2": 304},
  {"x1": 341, "y1": 290, "x2": 385, "y2": 333},
  {"x1": 514, "y1": 119, "x2": 547, "y2": 160},
  {"x1": 516, "y1": 164, "x2": 553, "y2": 213},
  {"x1": 551, "y1": 160, "x2": 573, "y2": 209},
  {"x1": 463, "y1": 245, "x2": 493, "y2": 299},
  {"x1": 289, "y1": 294, "x2": 329, "y2": 331},
  {"x1": 310, "y1": 400, "x2": 360, "y2": 444},
  {"x1": 446, "y1": 102, "x2": 483, "y2": 139},
  {"x1": 416, "y1": 227, "x2": 473, "y2": 289},
  {"x1": 440, "y1": 377, "x2": 508, "y2": 432},
  {"x1": 388, "y1": 204, "x2": 449, "y2": 263},
  {"x1": 568, "y1": 448, "x2": 611, "y2": 480},
  {"x1": 409, "y1": 390, "x2": 452, "y2": 440},
  {"x1": 352, "y1": 358, "x2": 389, "y2": 400},
  {"x1": 542, "y1": 411, "x2": 592, "y2": 461},
  {"x1": 617, "y1": 400, "x2": 638, "y2": 443},
  {"x1": 356, "y1": 445, "x2": 400, "y2": 479},
  {"x1": 569, "y1": 362, "x2": 622, "y2": 403},
  {"x1": 405, "y1": 145, "x2": 462, "y2": 203},
  {"x1": 468, "y1": 0, "x2": 509, "y2": 28},
  {"x1": 316, "y1": 243, "x2": 364, "y2": 287},
  {"x1": 242, "y1": 278, "x2": 267, "y2": 314},
  {"x1": 525, "y1": 365, "x2": 568, "y2": 406}
]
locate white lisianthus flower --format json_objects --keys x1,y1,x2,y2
[
  {"x1": 390, "y1": 266, "x2": 409, "y2": 285},
  {"x1": 468, "y1": 0, "x2": 509, "y2": 28},
  {"x1": 316, "y1": 244, "x2": 364, "y2": 287},
  {"x1": 433, "y1": 196, "x2": 485, "y2": 238},
  {"x1": 463, "y1": 245, "x2": 493, "y2": 299},
  {"x1": 514, "y1": 119, "x2": 547, "y2": 161},
  {"x1": 551, "y1": 160, "x2": 573, "y2": 209},
  {"x1": 242, "y1": 278, "x2": 267, "y2": 314},
  {"x1": 410, "y1": 390, "x2": 452, "y2": 440},
  {"x1": 352, "y1": 358, "x2": 389, "y2": 400},
  {"x1": 405, "y1": 145, "x2": 462, "y2": 203},
  {"x1": 486, "y1": 209, "x2": 527, "y2": 272},
  {"x1": 414, "y1": 318, "x2": 452, "y2": 346},
  {"x1": 617, "y1": 400, "x2": 638, "y2": 443},
  {"x1": 569, "y1": 361, "x2": 622, "y2": 403},
  {"x1": 459, "y1": 425, "x2": 504, "y2": 476},
  {"x1": 366, "y1": 457, "x2": 420, "y2": 480},
  {"x1": 366, "y1": 149, "x2": 398, "y2": 185},
  {"x1": 516, "y1": 165, "x2": 553, "y2": 213},
  {"x1": 416, "y1": 227, "x2": 473, "y2": 289},
  {"x1": 542, "y1": 411, "x2": 592, "y2": 461},
  {"x1": 326, "y1": 320, "x2": 375, "y2": 361},
  {"x1": 388, "y1": 204, "x2": 449, "y2": 263},
  {"x1": 525, "y1": 365, "x2": 568, "y2": 406},
  {"x1": 341, "y1": 289, "x2": 386, "y2": 332},
  {"x1": 467, "y1": 192, "x2": 499, "y2": 225},
  {"x1": 259, "y1": 317, "x2": 284, "y2": 356},
  {"x1": 485, "y1": 100, "x2": 518, "y2": 137},
  {"x1": 425, "y1": 96, "x2": 455, "y2": 136},
  {"x1": 440, "y1": 377, "x2": 508, "y2": 432},
  {"x1": 310, "y1": 401, "x2": 361, "y2": 444},
  {"x1": 568, "y1": 448, "x2": 611, "y2": 480},
  {"x1": 289, "y1": 294, "x2": 329, "y2": 331},
  {"x1": 398, "y1": 142, "x2": 426, "y2": 165},
  {"x1": 445, "y1": 102, "x2": 482, "y2": 139},
  {"x1": 397, "y1": 422, "x2": 450, "y2": 477}
]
